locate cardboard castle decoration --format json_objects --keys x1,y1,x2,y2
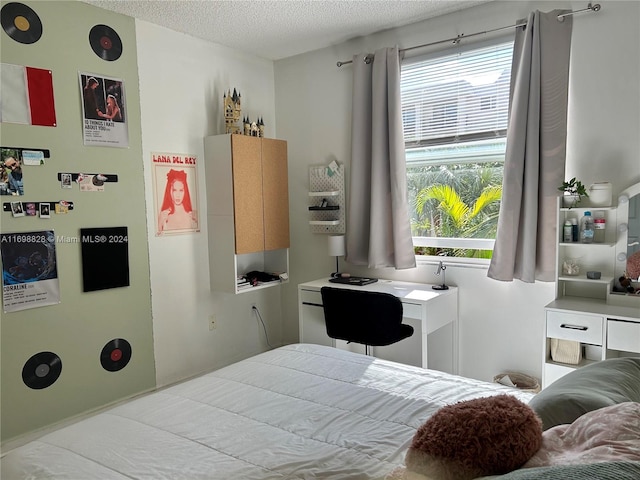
[
  {"x1": 244, "y1": 117, "x2": 265, "y2": 137},
  {"x1": 223, "y1": 88, "x2": 265, "y2": 137},
  {"x1": 224, "y1": 88, "x2": 242, "y2": 134}
]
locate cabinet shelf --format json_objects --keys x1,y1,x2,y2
[
  {"x1": 545, "y1": 357, "x2": 599, "y2": 370},
  {"x1": 559, "y1": 242, "x2": 615, "y2": 247},
  {"x1": 236, "y1": 278, "x2": 286, "y2": 293},
  {"x1": 558, "y1": 275, "x2": 614, "y2": 284}
]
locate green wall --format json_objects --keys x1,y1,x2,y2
[{"x1": 0, "y1": 0, "x2": 155, "y2": 443}]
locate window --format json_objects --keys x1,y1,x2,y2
[{"x1": 401, "y1": 39, "x2": 514, "y2": 259}]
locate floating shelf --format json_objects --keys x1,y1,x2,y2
[
  {"x1": 309, "y1": 190, "x2": 339, "y2": 197},
  {"x1": 309, "y1": 220, "x2": 340, "y2": 226}
]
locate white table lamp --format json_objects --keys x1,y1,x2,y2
[{"x1": 328, "y1": 235, "x2": 346, "y2": 275}]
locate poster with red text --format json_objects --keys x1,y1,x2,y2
[{"x1": 152, "y1": 152, "x2": 199, "y2": 236}]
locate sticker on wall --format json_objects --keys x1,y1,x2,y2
[
  {"x1": 1, "y1": 2, "x2": 43, "y2": 44},
  {"x1": 0, "y1": 230, "x2": 60, "y2": 313},
  {"x1": 0, "y1": 64, "x2": 57, "y2": 127},
  {"x1": 100, "y1": 338, "x2": 131, "y2": 372},
  {"x1": 79, "y1": 72, "x2": 128, "y2": 147},
  {"x1": 89, "y1": 24, "x2": 122, "y2": 61},
  {"x1": 152, "y1": 152, "x2": 200, "y2": 236},
  {"x1": 22, "y1": 351, "x2": 62, "y2": 389}
]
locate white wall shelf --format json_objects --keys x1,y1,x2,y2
[{"x1": 308, "y1": 163, "x2": 345, "y2": 234}]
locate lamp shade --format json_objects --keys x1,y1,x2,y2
[{"x1": 327, "y1": 235, "x2": 346, "y2": 257}]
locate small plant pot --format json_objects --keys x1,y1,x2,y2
[{"x1": 562, "y1": 194, "x2": 581, "y2": 208}]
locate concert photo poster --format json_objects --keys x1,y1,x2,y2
[{"x1": 1, "y1": 231, "x2": 60, "y2": 312}]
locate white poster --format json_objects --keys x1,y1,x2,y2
[
  {"x1": 79, "y1": 72, "x2": 128, "y2": 147},
  {"x1": 1, "y1": 231, "x2": 60, "y2": 312},
  {"x1": 152, "y1": 152, "x2": 200, "y2": 236}
]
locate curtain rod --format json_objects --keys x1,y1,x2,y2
[{"x1": 336, "y1": 2, "x2": 601, "y2": 67}]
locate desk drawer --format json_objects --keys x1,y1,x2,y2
[
  {"x1": 547, "y1": 311, "x2": 603, "y2": 345},
  {"x1": 402, "y1": 302, "x2": 422, "y2": 320},
  {"x1": 608, "y1": 320, "x2": 640, "y2": 353},
  {"x1": 300, "y1": 289, "x2": 323, "y2": 306}
]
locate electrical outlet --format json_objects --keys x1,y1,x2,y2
[{"x1": 209, "y1": 314, "x2": 216, "y2": 330}]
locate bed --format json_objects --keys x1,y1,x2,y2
[{"x1": 1, "y1": 344, "x2": 639, "y2": 479}]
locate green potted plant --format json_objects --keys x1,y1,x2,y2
[{"x1": 559, "y1": 177, "x2": 589, "y2": 208}]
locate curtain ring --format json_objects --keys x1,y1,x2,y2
[{"x1": 364, "y1": 54, "x2": 374, "y2": 64}]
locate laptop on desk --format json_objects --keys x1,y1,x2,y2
[{"x1": 329, "y1": 276, "x2": 378, "y2": 286}]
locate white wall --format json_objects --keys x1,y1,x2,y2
[
  {"x1": 275, "y1": 0, "x2": 640, "y2": 382},
  {"x1": 135, "y1": 21, "x2": 285, "y2": 387}
]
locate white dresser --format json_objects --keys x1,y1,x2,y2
[{"x1": 543, "y1": 298, "x2": 640, "y2": 388}]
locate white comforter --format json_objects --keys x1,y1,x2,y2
[{"x1": 1, "y1": 344, "x2": 534, "y2": 480}]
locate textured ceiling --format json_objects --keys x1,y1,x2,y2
[{"x1": 82, "y1": 0, "x2": 491, "y2": 60}]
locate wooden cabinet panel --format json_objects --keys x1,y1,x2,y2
[
  {"x1": 231, "y1": 135, "x2": 264, "y2": 254},
  {"x1": 262, "y1": 138, "x2": 290, "y2": 251}
]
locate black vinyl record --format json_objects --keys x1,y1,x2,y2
[
  {"x1": 89, "y1": 24, "x2": 122, "y2": 61},
  {"x1": 1, "y1": 2, "x2": 43, "y2": 44},
  {"x1": 22, "y1": 352, "x2": 62, "y2": 389},
  {"x1": 100, "y1": 338, "x2": 131, "y2": 372}
]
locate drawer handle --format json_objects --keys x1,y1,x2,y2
[
  {"x1": 560, "y1": 324, "x2": 588, "y2": 331},
  {"x1": 302, "y1": 301, "x2": 323, "y2": 307}
]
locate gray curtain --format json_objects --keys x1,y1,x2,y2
[
  {"x1": 346, "y1": 47, "x2": 416, "y2": 269},
  {"x1": 488, "y1": 11, "x2": 573, "y2": 282}
]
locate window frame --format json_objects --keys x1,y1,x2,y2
[{"x1": 401, "y1": 35, "x2": 515, "y2": 259}]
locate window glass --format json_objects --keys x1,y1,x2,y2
[{"x1": 401, "y1": 40, "x2": 514, "y2": 259}]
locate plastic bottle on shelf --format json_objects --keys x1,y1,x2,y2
[
  {"x1": 563, "y1": 220, "x2": 573, "y2": 242},
  {"x1": 571, "y1": 218, "x2": 579, "y2": 242},
  {"x1": 593, "y1": 211, "x2": 606, "y2": 243},
  {"x1": 580, "y1": 211, "x2": 594, "y2": 244}
]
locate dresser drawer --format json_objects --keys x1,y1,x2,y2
[
  {"x1": 607, "y1": 320, "x2": 640, "y2": 353},
  {"x1": 547, "y1": 311, "x2": 603, "y2": 345}
]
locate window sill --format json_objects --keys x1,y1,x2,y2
[{"x1": 415, "y1": 255, "x2": 490, "y2": 270}]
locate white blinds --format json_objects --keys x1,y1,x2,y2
[{"x1": 401, "y1": 41, "x2": 514, "y2": 147}]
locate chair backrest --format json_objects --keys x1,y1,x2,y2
[{"x1": 320, "y1": 286, "x2": 413, "y2": 347}]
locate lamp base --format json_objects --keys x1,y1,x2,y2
[{"x1": 432, "y1": 284, "x2": 449, "y2": 290}]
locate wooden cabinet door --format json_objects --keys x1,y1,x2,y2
[
  {"x1": 231, "y1": 135, "x2": 264, "y2": 254},
  {"x1": 262, "y1": 138, "x2": 290, "y2": 250}
]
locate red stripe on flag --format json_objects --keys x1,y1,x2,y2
[{"x1": 25, "y1": 67, "x2": 57, "y2": 127}]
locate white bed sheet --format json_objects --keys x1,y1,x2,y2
[{"x1": 1, "y1": 344, "x2": 535, "y2": 480}]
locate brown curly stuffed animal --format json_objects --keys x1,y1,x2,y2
[{"x1": 403, "y1": 394, "x2": 542, "y2": 480}]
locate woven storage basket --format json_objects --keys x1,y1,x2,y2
[
  {"x1": 493, "y1": 372, "x2": 541, "y2": 393},
  {"x1": 550, "y1": 338, "x2": 582, "y2": 365}
]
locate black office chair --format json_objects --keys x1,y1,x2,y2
[{"x1": 320, "y1": 286, "x2": 414, "y2": 355}]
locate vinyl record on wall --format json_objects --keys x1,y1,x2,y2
[
  {"x1": 89, "y1": 24, "x2": 122, "y2": 61},
  {"x1": 100, "y1": 338, "x2": 132, "y2": 372},
  {"x1": 22, "y1": 351, "x2": 62, "y2": 389},
  {"x1": 1, "y1": 2, "x2": 43, "y2": 44}
]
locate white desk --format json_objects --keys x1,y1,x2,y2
[{"x1": 298, "y1": 278, "x2": 459, "y2": 374}]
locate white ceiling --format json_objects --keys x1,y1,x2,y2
[{"x1": 82, "y1": 0, "x2": 491, "y2": 60}]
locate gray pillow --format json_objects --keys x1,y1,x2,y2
[
  {"x1": 529, "y1": 357, "x2": 640, "y2": 430},
  {"x1": 493, "y1": 461, "x2": 640, "y2": 480}
]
